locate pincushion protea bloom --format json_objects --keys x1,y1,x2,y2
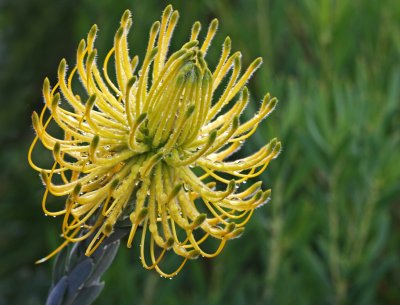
[{"x1": 29, "y1": 5, "x2": 280, "y2": 277}]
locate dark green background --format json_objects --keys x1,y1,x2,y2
[{"x1": 1, "y1": 0, "x2": 399, "y2": 304}]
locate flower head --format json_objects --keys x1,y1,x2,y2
[{"x1": 29, "y1": 5, "x2": 281, "y2": 277}]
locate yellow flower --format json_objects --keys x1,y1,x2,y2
[{"x1": 28, "y1": 5, "x2": 281, "y2": 277}]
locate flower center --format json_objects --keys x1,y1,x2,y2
[{"x1": 128, "y1": 52, "x2": 212, "y2": 158}]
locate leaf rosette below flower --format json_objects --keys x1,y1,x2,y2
[{"x1": 29, "y1": 5, "x2": 281, "y2": 277}]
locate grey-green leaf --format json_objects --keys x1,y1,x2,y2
[
  {"x1": 46, "y1": 276, "x2": 68, "y2": 305},
  {"x1": 52, "y1": 246, "x2": 68, "y2": 286},
  {"x1": 69, "y1": 283, "x2": 105, "y2": 305},
  {"x1": 67, "y1": 258, "x2": 94, "y2": 295},
  {"x1": 87, "y1": 240, "x2": 120, "y2": 285}
]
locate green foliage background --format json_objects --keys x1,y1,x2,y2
[{"x1": 0, "y1": 0, "x2": 399, "y2": 304}]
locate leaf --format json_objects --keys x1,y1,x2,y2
[
  {"x1": 46, "y1": 276, "x2": 68, "y2": 305},
  {"x1": 52, "y1": 245, "x2": 68, "y2": 286},
  {"x1": 67, "y1": 258, "x2": 94, "y2": 297},
  {"x1": 87, "y1": 240, "x2": 120, "y2": 285},
  {"x1": 69, "y1": 283, "x2": 105, "y2": 305},
  {"x1": 66, "y1": 242, "x2": 83, "y2": 272}
]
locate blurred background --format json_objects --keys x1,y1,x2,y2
[{"x1": 0, "y1": 0, "x2": 399, "y2": 304}]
